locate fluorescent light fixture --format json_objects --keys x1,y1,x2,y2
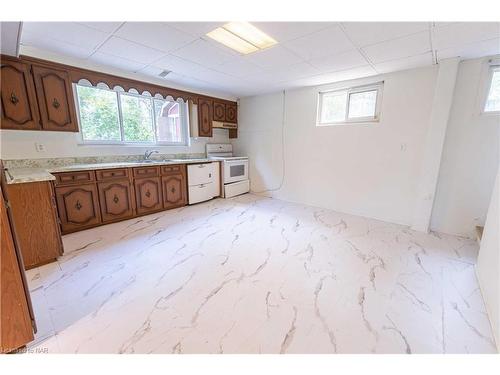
[
  {"x1": 223, "y1": 22, "x2": 277, "y2": 50},
  {"x1": 206, "y1": 28, "x2": 259, "y2": 54},
  {"x1": 206, "y1": 22, "x2": 278, "y2": 55}
]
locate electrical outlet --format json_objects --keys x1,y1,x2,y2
[{"x1": 35, "y1": 143, "x2": 46, "y2": 152}]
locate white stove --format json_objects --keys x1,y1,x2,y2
[{"x1": 206, "y1": 144, "x2": 250, "y2": 198}]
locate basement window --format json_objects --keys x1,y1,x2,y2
[
  {"x1": 484, "y1": 67, "x2": 500, "y2": 113},
  {"x1": 75, "y1": 83, "x2": 189, "y2": 146},
  {"x1": 317, "y1": 82, "x2": 383, "y2": 126}
]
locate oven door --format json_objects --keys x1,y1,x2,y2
[{"x1": 224, "y1": 159, "x2": 248, "y2": 184}]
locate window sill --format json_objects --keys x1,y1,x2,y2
[
  {"x1": 77, "y1": 142, "x2": 189, "y2": 147},
  {"x1": 316, "y1": 119, "x2": 380, "y2": 127}
]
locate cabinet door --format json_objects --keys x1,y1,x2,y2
[
  {"x1": 213, "y1": 100, "x2": 226, "y2": 122},
  {"x1": 55, "y1": 184, "x2": 101, "y2": 233},
  {"x1": 225, "y1": 103, "x2": 237, "y2": 123},
  {"x1": 162, "y1": 173, "x2": 187, "y2": 209},
  {"x1": 197, "y1": 98, "x2": 213, "y2": 137},
  {"x1": 98, "y1": 180, "x2": 134, "y2": 223},
  {"x1": 134, "y1": 177, "x2": 162, "y2": 215},
  {"x1": 0, "y1": 59, "x2": 40, "y2": 130},
  {"x1": 32, "y1": 65, "x2": 78, "y2": 132}
]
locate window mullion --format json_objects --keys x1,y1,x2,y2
[
  {"x1": 151, "y1": 98, "x2": 158, "y2": 144},
  {"x1": 116, "y1": 91, "x2": 125, "y2": 143}
]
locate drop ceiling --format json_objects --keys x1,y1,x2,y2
[{"x1": 16, "y1": 21, "x2": 500, "y2": 97}]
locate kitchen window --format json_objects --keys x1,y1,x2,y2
[
  {"x1": 75, "y1": 84, "x2": 189, "y2": 145},
  {"x1": 484, "y1": 66, "x2": 500, "y2": 113},
  {"x1": 317, "y1": 82, "x2": 383, "y2": 126}
]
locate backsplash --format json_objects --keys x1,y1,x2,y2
[{"x1": 2, "y1": 153, "x2": 206, "y2": 169}]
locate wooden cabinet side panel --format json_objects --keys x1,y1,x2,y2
[
  {"x1": 0, "y1": 189, "x2": 34, "y2": 352},
  {"x1": 6, "y1": 181, "x2": 63, "y2": 269}
]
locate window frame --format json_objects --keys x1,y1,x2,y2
[
  {"x1": 482, "y1": 65, "x2": 500, "y2": 115},
  {"x1": 317, "y1": 82, "x2": 383, "y2": 126},
  {"x1": 74, "y1": 83, "x2": 190, "y2": 146}
]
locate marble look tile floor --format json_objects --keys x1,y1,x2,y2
[{"x1": 25, "y1": 194, "x2": 496, "y2": 354}]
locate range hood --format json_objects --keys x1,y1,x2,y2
[{"x1": 212, "y1": 121, "x2": 237, "y2": 129}]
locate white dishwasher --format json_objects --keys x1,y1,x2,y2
[{"x1": 187, "y1": 162, "x2": 219, "y2": 204}]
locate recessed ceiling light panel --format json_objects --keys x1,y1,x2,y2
[{"x1": 206, "y1": 22, "x2": 278, "y2": 55}]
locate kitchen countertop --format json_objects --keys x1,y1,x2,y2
[{"x1": 5, "y1": 158, "x2": 214, "y2": 185}]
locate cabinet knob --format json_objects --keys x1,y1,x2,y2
[
  {"x1": 170, "y1": 187, "x2": 176, "y2": 193},
  {"x1": 52, "y1": 98, "x2": 60, "y2": 109},
  {"x1": 10, "y1": 92, "x2": 19, "y2": 105},
  {"x1": 113, "y1": 194, "x2": 119, "y2": 204},
  {"x1": 145, "y1": 190, "x2": 151, "y2": 198},
  {"x1": 75, "y1": 200, "x2": 82, "y2": 210}
]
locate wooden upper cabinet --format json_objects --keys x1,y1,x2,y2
[
  {"x1": 31, "y1": 65, "x2": 78, "y2": 132},
  {"x1": 134, "y1": 177, "x2": 163, "y2": 215},
  {"x1": 0, "y1": 59, "x2": 40, "y2": 130},
  {"x1": 197, "y1": 98, "x2": 213, "y2": 137},
  {"x1": 213, "y1": 100, "x2": 226, "y2": 122},
  {"x1": 55, "y1": 183, "x2": 101, "y2": 233},
  {"x1": 97, "y1": 180, "x2": 134, "y2": 223},
  {"x1": 225, "y1": 103, "x2": 237, "y2": 123}
]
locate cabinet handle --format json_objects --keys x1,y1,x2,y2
[
  {"x1": 75, "y1": 200, "x2": 82, "y2": 210},
  {"x1": 170, "y1": 187, "x2": 176, "y2": 193},
  {"x1": 113, "y1": 194, "x2": 119, "y2": 204},
  {"x1": 10, "y1": 92, "x2": 19, "y2": 105},
  {"x1": 145, "y1": 190, "x2": 151, "y2": 198},
  {"x1": 52, "y1": 98, "x2": 60, "y2": 109}
]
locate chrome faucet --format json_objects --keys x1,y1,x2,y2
[{"x1": 144, "y1": 150, "x2": 159, "y2": 160}]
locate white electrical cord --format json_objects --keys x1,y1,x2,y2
[{"x1": 251, "y1": 90, "x2": 286, "y2": 194}]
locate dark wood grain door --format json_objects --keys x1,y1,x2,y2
[
  {"x1": 225, "y1": 103, "x2": 237, "y2": 123},
  {"x1": 98, "y1": 180, "x2": 134, "y2": 223},
  {"x1": 197, "y1": 98, "x2": 213, "y2": 137},
  {"x1": 55, "y1": 184, "x2": 101, "y2": 233},
  {"x1": 213, "y1": 100, "x2": 225, "y2": 122},
  {"x1": 0, "y1": 59, "x2": 40, "y2": 130},
  {"x1": 162, "y1": 174, "x2": 186, "y2": 209},
  {"x1": 134, "y1": 177, "x2": 162, "y2": 215},
  {"x1": 32, "y1": 65, "x2": 78, "y2": 132}
]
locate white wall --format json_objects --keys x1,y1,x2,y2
[
  {"x1": 0, "y1": 128, "x2": 229, "y2": 160},
  {"x1": 232, "y1": 66, "x2": 438, "y2": 226},
  {"x1": 431, "y1": 57, "x2": 500, "y2": 237},
  {"x1": 477, "y1": 170, "x2": 500, "y2": 351}
]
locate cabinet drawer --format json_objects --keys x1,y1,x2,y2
[
  {"x1": 96, "y1": 168, "x2": 129, "y2": 181},
  {"x1": 187, "y1": 163, "x2": 214, "y2": 186},
  {"x1": 133, "y1": 166, "x2": 159, "y2": 178},
  {"x1": 160, "y1": 164, "x2": 184, "y2": 175},
  {"x1": 54, "y1": 170, "x2": 95, "y2": 186},
  {"x1": 188, "y1": 183, "x2": 214, "y2": 204}
]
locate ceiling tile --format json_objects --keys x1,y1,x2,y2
[
  {"x1": 374, "y1": 52, "x2": 434, "y2": 74},
  {"x1": 245, "y1": 45, "x2": 302, "y2": 69},
  {"x1": 172, "y1": 39, "x2": 235, "y2": 68},
  {"x1": 309, "y1": 49, "x2": 368, "y2": 73},
  {"x1": 437, "y1": 37, "x2": 500, "y2": 61},
  {"x1": 187, "y1": 68, "x2": 243, "y2": 86},
  {"x1": 88, "y1": 52, "x2": 147, "y2": 72},
  {"x1": 251, "y1": 22, "x2": 336, "y2": 43},
  {"x1": 21, "y1": 31, "x2": 94, "y2": 59},
  {"x1": 78, "y1": 22, "x2": 122, "y2": 33},
  {"x1": 167, "y1": 22, "x2": 224, "y2": 37},
  {"x1": 362, "y1": 31, "x2": 431, "y2": 64},
  {"x1": 284, "y1": 25, "x2": 355, "y2": 60},
  {"x1": 248, "y1": 62, "x2": 321, "y2": 84},
  {"x1": 22, "y1": 22, "x2": 109, "y2": 50},
  {"x1": 212, "y1": 59, "x2": 265, "y2": 78},
  {"x1": 97, "y1": 36, "x2": 166, "y2": 64},
  {"x1": 342, "y1": 22, "x2": 429, "y2": 47},
  {"x1": 287, "y1": 65, "x2": 377, "y2": 88},
  {"x1": 148, "y1": 54, "x2": 206, "y2": 77},
  {"x1": 433, "y1": 22, "x2": 500, "y2": 50},
  {"x1": 115, "y1": 22, "x2": 196, "y2": 53}
]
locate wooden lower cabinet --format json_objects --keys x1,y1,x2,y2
[
  {"x1": 1, "y1": 186, "x2": 35, "y2": 352},
  {"x1": 162, "y1": 173, "x2": 187, "y2": 209},
  {"x1": 55, "y1": 183, "x2": 101, "y2": 234},
  {"x1": 6, "y1": 181, "x2": 63, "y2": 269},
  {"x1": 134, "y1": 177, "x2": 163, "y2": 215},
  {"x1": 97, "y1": 179, "x2": 134, "y2": 222}
]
